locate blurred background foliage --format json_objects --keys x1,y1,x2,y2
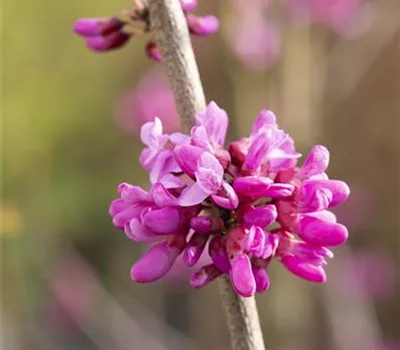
[{"x1": 2, "y1": 0, "x2": 399, "y2": 349}]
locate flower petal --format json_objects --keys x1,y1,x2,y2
[
  {"x1": 109, "y1": 198, "x2": 130, "y2": 217},
  {"x1": 85, "y1": 32, "x2": 130, "y2": 52},
  {"x1": 297, "y1": 145, "x2": 330, "y2": 179},
  {"x1": 131, "y1": 242, "x2": 180, "y2": 283},
  {"x1": 124, "y1": 218, "x2": 161, "y2": 243},
  {"x1": 148, "y1": 149, "x2": 179, "y2": 184},
  {"x1": 140, "y1": 117, "x2": 163, "y2": 148},
  {"x1": 243, "y1": 130, "x2": 272, "y2": 171},
  {"x1": 190, "y1": 215, "x2": 224, "y2": 234},
  {"x1": 183, "y1": 232, "x2": 209, "y2": 266},
  {"x1": 174, "y1": 144, "x2": 205, "y2": 177},
  {"x1": 170, "y1": 132, "x2": 190, "y2": 145},
  {"x1": 281, "y1": 254, "x2": 326, "y2": 283},
  {"x1": 251, "y1": 109, "x2": 277, "y2": 136},
  {"x1": 252, "y1": 266, "x2": 270, "y2": 293},
  {"x1": 141, "y1": 207, "x2": 182, "y2": 235},
  {"x1": 261, "y1": 233, "x2": 280, "y2": 259},
  {"x1": 229, "y1": 254, "x2": 256, "y2": 297},
  {"x1": 209, "y1": 236, "x2": 230, "y2": 273},
  {"x1": 118, "y1": 183, "x2": 151, "y2": 204},
  {"x1": 190, "y1": 264, "x2": 222, "y2": 289},
  {"x1": 249, "y1": 226, "x2": 266, "y2": 257},
  {"x1": 300, "y1": 187, "x2": 333, "y2": 213},
  {"x1": 197, "y1": 152, "x2": 224, "y2": 180},
  {"x1": 211, "y1": 181, "x2": 239, "y2": 210},
  {"x1": 151, "y1": 182, "x2": 178, "y2": 206},
  {"x1": 305, "y1": 210, "x2": 337, "y2": 223},
  {"x1": 74, "y1": 17, "x2": 123, "y2": 37},
  {"x1": 234, "y1": 176, "x2": 295, "y2": 198},
  {"x1": 297, "y1": 215, "x2": 349, "y2": 247},
  {"x1": 178, "y1": 182, "x2": 211, "y2": 206},
  {"x1": 242, "y1": 204, "x2": 277, "y2": 228},
  {"x1": 233, "y1": 176, "x2": 273, "y2": 196},
  {"x1": 190, "y1": 126, "x2": 213, "y2": 152},
  {"x1": 289, "y1": 240, "x2": 333, "y2": 265},
  {"x1": 180, "y1": 0, "x2": 197, "y2": 12},
  {"x1": 111, "y1": 204, "x2": 144, "y2": 229},
  {"x1": 187, "y1": 14, "x2": 220, "y2": 36},
  {"x1": 195, "y1": 101, "x2": 228, "y2": 146},
  {"x1": 302, "y1": 179, "x2": 350, "y2": 208}
]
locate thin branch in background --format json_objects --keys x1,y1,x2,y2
[
  {"x1": 30, "y1": 246, "x2": 201, "y2": 350},
  {"x1": 323, "y1": 246, "x2": 382, "y2": 350}
]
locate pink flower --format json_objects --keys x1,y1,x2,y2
[
  {"x1": 110, "y1": 102, "x2": 350, "y2": 296},
  {"x1": 139, "y1": 118, "x2": 184, "y2": 184},
  {"x1": 110, "y1": 182, "x2": 201, "y2": 282},
  {"x1": 229, "y1": 109, "x2": 301, "y2": 175},
  {"x1": 178, "y1": 152, "x2": 238, "y2": 209},
  {"x1": 186, "y1": 14, "x2": 220, "y2": 36},
  {"x1": 335, "y1": 251, "x2": 397, "y2": 300},
  {"x1": 74, "y1": 17, "x2": 130, "y2": 52},
  {"x1": 74, "y1": 1, "x2": 219, "y2": 59},
  {"x1": 114, "y1": 70, "x2": 180, "y2": 134},
  {"x1": 285, "y1": 0, "x2": 370, "y2": 36},
  {"x1": 46, "y1": 255, "x2": 95, "y2": 335},
  {"x1": 225, "y1": 0, "x2": 280, "y2": 70}
]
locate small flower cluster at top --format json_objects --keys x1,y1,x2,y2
[
  {"x1": 109, "y1": 102, "x2": 350, "y2": 297},
  {"x1": 73, "y1": 0, "x2": 219, "y2": 61}
]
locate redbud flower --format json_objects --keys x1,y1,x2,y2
[
  {"x1": 74, "y1": 17, "x2": 130, "y2": 52},
  {"x1": 110, "y1": 101, "x2": 350, "y2": 297},
  {"x1": 74, "y1": 1, "x2": 219, "y2": 59}
]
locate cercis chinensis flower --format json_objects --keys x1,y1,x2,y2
[
  {"x1": 109, "y1": 102, "x2": 350, "y2": 297},
  {"x1": 73, "y1": 0, "x2": 219, "y2": 61}
]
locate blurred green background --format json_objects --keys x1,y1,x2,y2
[{"x1": 2, "y1": 1, "x2": 399, "y2": 349}]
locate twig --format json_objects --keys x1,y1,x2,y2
[
  {"x1": 147, "y1": 0, "x2": 206, "y2": 133},
  {"x1": 147, "y1": 1, "x2": 266, "y2": 349},
  {"x1": 219, "y1": 276, "x2": 266, "y2": 350}
]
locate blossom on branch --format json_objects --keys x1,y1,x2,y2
[
  {"x1": 73, "y1": 0, "x2": 219, "y2": 60},
  {"x1": 109, "y1": 102, "x2": 350, "y2": 297}
]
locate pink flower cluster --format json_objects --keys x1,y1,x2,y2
[
  {"x1": 109, "y1": 102, "x2": 350, "y2": 297},
  {"x1": 73, "y1": 0, "x2": 219, "y2": 60}
]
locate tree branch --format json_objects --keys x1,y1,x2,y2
[
  {"x1": 219, "y1": 276, "x2": 266, "y2": 350},
  {"x1": 148, "y1": 0, "x2": 206, "y2": 133},
  {"x1": 147, "y1": 1, "x2": 265, "y2": 349}
]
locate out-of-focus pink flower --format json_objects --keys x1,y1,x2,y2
[
  {"x1": 380, "y1": 339, "x2": 400, "y2": 350},
  {"x1": 225, "y1": 1, "x2": 281, "y2": 70},
  {"x1": 74, "y1": 17, "x2": 130, "y2": 52},
  {"x1": 285, "y1": 0, "x2": 372, "y2": 37},
  {"x1": 336, "y1": 251, "x2": 397, "y2": 300},
  {"x1": 114, "y1": 70, "x2": 180, "y2": 135}
]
